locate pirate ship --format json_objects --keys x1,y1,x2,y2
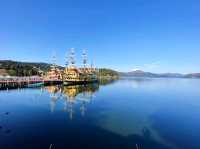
[{"x1": 62, "y1": 49, "x2": 98, "y2": 85}]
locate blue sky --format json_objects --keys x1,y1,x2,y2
[{"x1": 0, "y1": 0, "x2": 200, "y2": 73}]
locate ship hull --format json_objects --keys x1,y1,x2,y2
[
  {"x1": 44, "y1": 80, "x2": 63, "y2": 86},
  {"x1": 27, "y1": 82, "x2": 44, "y2": 88},
  {"x1": 63, "y1": 79, "x2": 98, "y2": 86}
]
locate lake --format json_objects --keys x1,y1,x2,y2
[{"x1": 0, "y1": 78, "x2": 200, "y2": 149}]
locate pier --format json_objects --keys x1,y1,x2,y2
[
  {"x1": 0, "y1": 77, "x2": 62, "y2": 90},
  {"x1": 0, "y1": 76, "x2": 97, "y2": 90}
]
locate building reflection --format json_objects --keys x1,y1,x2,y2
[{"x1": 45, "y1": 83, "x2": 99, "y2": 119}]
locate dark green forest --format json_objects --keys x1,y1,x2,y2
[
  {"x1": 0, "y1": 60, "x2": 56, "y2": 76},
  {"x1": 98, "y1": 68, "x2": 119, "y2": 78}
]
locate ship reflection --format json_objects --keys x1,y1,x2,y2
[
  {"x1": 45, "y1": 86, "x2": 62, "y2": 113},
  {"x1": 45, "y1": 83, "x2": 99, "y2": 119}
]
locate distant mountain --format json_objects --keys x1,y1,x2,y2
[
  {"x1": 185, "y1": 73, "x2": 200, "y2": 78},
  {"x1": 119, "y1": 70, "x2": 156, "y2": 77},
  {"x1": 157, "y1": 73, "x2": 184, "y2": 78},
  {"x1": 119, "y1": 70, "x2": 200, "y2": 78}
]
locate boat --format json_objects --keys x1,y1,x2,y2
[
  {"x1": 63, "y1": 49, "x2": 98, "y2": 85},
  {"x1": 44, "y1": 52, "x2": 63, "y2": 81},
  {"x1": 27, "y1": 82, "x2": 44, "y2": 88}
]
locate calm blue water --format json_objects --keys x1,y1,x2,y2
[{"x1": 0, "y1": 78, "x2": 200, "y2": 149}]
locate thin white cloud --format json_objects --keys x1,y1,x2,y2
[{"x1": 131, "y1": 61, "x2": 161, "y2": 71}]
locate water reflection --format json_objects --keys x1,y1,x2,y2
[
  {"x1": 1, "y1": 78, "x2": 200, "y2": 149},
  {"x1": 45, "y1": 83, "x2": 99, "y2": 119},
  {"x1": 99, "y1": 78, "x2": 118, "y2": 86},
  {"x1": 45, "y1": 86, "x2": 62, "y2": 112},
  {"x1": 142, "y1": 127, "x2": 151, "y2": 140}
]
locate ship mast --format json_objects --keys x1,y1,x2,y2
[
  {"x1": 68, "y1": 48, "x2": 76, "y2": 68},
  {"x1": 65, "y1": 51, "x2": 69, "y2": 67},
  {"x1": 51, "y1": 51, "x2": 57, "y2": 70},
  {"x1": 82, "y1": 49, "x2": 87, "y2": 69},
  {"x1": 91, "y1": 60, "x2": 95, "y2": 72}
]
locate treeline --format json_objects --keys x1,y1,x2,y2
[
  {"x1": 0, "y1": 60, "x2": 53, "y2": 76},
  {"x1": 98, "y1": 68, "x2": 119, "y2": 78}
]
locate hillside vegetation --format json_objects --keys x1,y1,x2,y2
[
  {"x1": 98, "y1": 68, "x2": 119, "y2": 78},
  {"x1": 0, "y1": 60, "x2": 54, "y2": 76},
  {"x1": 0, "y1": 60, "x2": 119, "y2": 78}
]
